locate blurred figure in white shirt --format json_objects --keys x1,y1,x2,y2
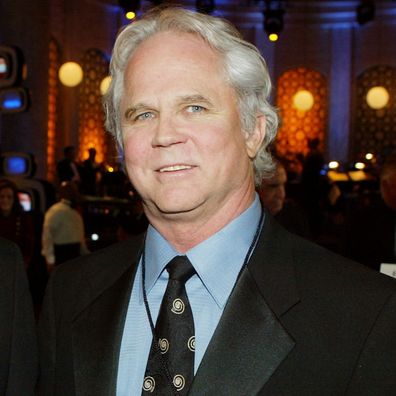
[{"x1": 41, "y1": 181, "x2": 89, "y2": 272}]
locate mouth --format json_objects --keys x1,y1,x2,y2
[{"x1": 158, "y1": 165, "x2": 194, "y2": 173}]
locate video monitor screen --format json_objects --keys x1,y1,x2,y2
[
  {"x1": 1, "y1": 152, "x2": 33, "y2": 178},
  {"x1": 0, "y1": 46, "x2": 21, "y2": 88},
  {"x1": 4, "y1": 156, "x2": 28, "y2": 175},
  {"x1": 0, "y1": 87, "x2": 29, "y2": 113},
  {"x1": 0, "y1": 56, "x2": 8, "y2": 79},
  {"x1": 18, "y1": 191, "x2": 32, "y2": 211}
]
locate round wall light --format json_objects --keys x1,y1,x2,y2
[
  {"x1": 328, "y1": 161, "x2": 339, "y2": 169},
  {"x1": 58, "y1": 62, "x2": 83, "y2": 87},
  {"x1": 293, "y1": 90, "x2": 314, "y2": 111},
  {"x1": 366, "y1": 86, "x2": 389, "y2": 109},
  {"x1": 100, "y1": 76, "x2": 112, "y2": 95}
]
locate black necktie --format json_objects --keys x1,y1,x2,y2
[{"x1": 142, "y1": 256, "x2": 196, "y2": 395}]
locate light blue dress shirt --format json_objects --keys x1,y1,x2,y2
[{"x1": 116, "y1": 195, "x2": 263, "y2": 395}]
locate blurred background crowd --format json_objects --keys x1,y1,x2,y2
[{"x1": 1, "y1": 142, "x2": 395, "y2": 315}]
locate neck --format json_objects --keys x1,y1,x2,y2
[{"x1": 145, "y1": 189, "x2": 256, "y2": 253}]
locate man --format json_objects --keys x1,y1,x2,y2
[
  {"x1": 80, "y1": 148, "x2": 101, "y2": 196},
  {"x1": 41, "y1": 181, "x2": 89, "y2": 271},
  {"x1": 0, "y1": 238, "x2": 37, "y2": 394},
  {"x1": 258, "y1": 160, "x2": 311, "y2": 238},
  {"x1": 56, "y1": 145, "x2": 81, "y2": 184},
  {"x1": 348, "y1": 157, "x2": 396, "y2": 271},
  {"x1": 39, "y1": 7, "x2": 396, "y2": 395}
]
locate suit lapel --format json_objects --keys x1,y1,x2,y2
[
  {"x1": 71, "y1": 238, "x2": 143, "y2": 396},
  {"x1": 189, "y1": 215, "x2": 300, "y2": 395}
]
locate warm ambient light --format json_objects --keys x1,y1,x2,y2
[
  {"x1": 328, "y1": 161, "x2": 339, "y2": 169},
  {"x1": 58, "y1": 62, "x2": 83, "y2": 87},
  {"x1": 365, "y1": 152, "x2": 374, "y2": 161},
  {"x1": 366, "y1": 86, "x2": 389, "y2": 109},
  {"x1": 126, "y1": 11, "x2": 136, "y2": 20},
  {"x1": 293, "y1": 90, "x2": 314, "y2": 111},
  {"x1": 100, "y1": 76, "x2": 111, "y2": 95},
  {"x1": 355, "y1": 162, "x2": 365, "y2": 170},
  {"x1": 268, "y1": 33, "x2": 278, "y2": 42}
]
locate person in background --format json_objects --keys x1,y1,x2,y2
[
  {"x1": 300, "y1": 137, "x2": 326, "y2": 235},
  {"x1": 56, "y1": 145, "x2": 81, "y2": 184},
  {"x1": 41, "y1": 181, "x2": 89, "y2": 272},
  {"x1": 116, "y1": 196, "x2": 149, "y2": 241},
  {"x1": 0, "y1": 178, "x2": 35, "y2": 268},
  {"x1": 39, "y1": 7, "x2": 396, "y2": 395},
  {"x1": 0, "y1": 238, "x2": 37, "y2": 395},
  {"x1": 347, "y1": 156, "x2": 396, "y2": 271},
  {"x1": 258, "y1": 160, "x2": 311, "y2": 238},
  {"x1": 80, "y1": 148, "x2": 102, "y2": 196}
]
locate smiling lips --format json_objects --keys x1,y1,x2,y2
[{"x1": 158, "y1": 165, "x2": 194, "y2": 172}]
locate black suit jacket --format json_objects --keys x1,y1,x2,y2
[
  {"x1": 0, "y1": 238, "x2": 38, "y2": 395},
  {"x1": 56, "y1": 159, "x2": 79, "y2": 183},
  {"x1": 38, "y1": 215, "x2": 396, "y2": 395}
]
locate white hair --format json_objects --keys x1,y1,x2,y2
[{"x1": 103, "y1": 7, "x2": 279, "y2": 184}]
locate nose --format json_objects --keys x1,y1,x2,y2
[{"x1": 151, "y1": 115, "x2": 185, "y2": 148}]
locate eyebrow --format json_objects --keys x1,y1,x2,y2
[
  {"x1": 123, "y1": 103, "x2": 150, "y2": 120},
  {"x1": 177, "y1": 94, "x2": 210, "y2": 104}
]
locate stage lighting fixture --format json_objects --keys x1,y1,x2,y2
[
  {"x1": 263, "y1": 8, "x2": 285, "y2": 40},
  {"x1": 357, "y1": 0, "x2": 375, "y2": 25},
  {"x1": 0, "y1": 46, "x2": 23, "y2": 88},
  {"x1": 196, "y1": 0, "x2": 215, "y2": 14},
  {"x1": 118, "y1": 0, "x2": 141, "y2": 18}
]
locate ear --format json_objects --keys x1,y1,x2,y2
[{"x1": 245, "y1": 114, "x2": 266, "y2": 159}]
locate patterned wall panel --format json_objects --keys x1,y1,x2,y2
[
  {"x1": 47, "y1": 37, "x2": 60, "y2": 182},
  {"x1": 354, "y1": 65, "x2": 396, "y2": 161},
  {"x1": 275, "y1": 67, "x2": 327, "y2": 166},
  {"x1": 78, "y1": 48, "x2": 110, "y2": 164}
]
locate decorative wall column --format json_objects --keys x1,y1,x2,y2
[{"x1": 327, "y1": 27, "x2": 352, "y2": 162}]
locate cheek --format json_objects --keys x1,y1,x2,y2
[
  {"x1": 199, "y1": 122, "x2": 245, "y2": 155},
  {"x1": 123, "y1": 135, "x2": 149, "y2": 169}
]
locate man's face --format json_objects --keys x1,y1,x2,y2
[
  {"x1": 259, "y1": 166, "x2": 287, "y2": 215},
  {"x1": 120, "y1": 31, "x2": 264, "y2": 225},
  {"x1": 66, "y1": 149, "x2": 75, "y2": 161},
  {"x1": 0, "y1": 187, "x2": 14, "y2": 215}
]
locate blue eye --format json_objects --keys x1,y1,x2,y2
[
  {"x1": 136, "y1": 112, "x2": 154, "y2": 121},
  {"x1": 187, "y1": 105, "x2": 205, "y2": 113}
]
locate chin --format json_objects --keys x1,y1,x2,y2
[{"x1": 154, "y1": 197, "x2": 205, "y2": 219}]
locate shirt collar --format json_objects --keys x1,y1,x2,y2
[{"x1": 143, "y1": 194, "x2": 263, "y2": 308}]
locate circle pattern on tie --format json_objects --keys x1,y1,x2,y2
[
  {"x1": 171, "y1": 298, "x2": 185, "y2": 314},
  {"x1": 173, "y1": 374, "x2": 185, "y2": 391},
  {"x1": 158, "y1": 338, "x2": 169, "y2": 354},
  {"x1": 142, "y1": 376, "x2": 155, "y2": 393},
  {"x1": 187, "y1": 336, "x2": 195, "y2": 352}
]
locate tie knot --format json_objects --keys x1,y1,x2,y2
[{"x1": 166, "y1": 256, "x2": 195, "y2": 283}]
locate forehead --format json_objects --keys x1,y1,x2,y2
[
  {"x1": 124, "y1": 31, "x2": 226, "y2": 86},
  {"x1": 0, "y1": 187, "x2": 13, "y2": 195},
  {"x1": 264, "y1": 167, "x2": 287, "y2": 185}
]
